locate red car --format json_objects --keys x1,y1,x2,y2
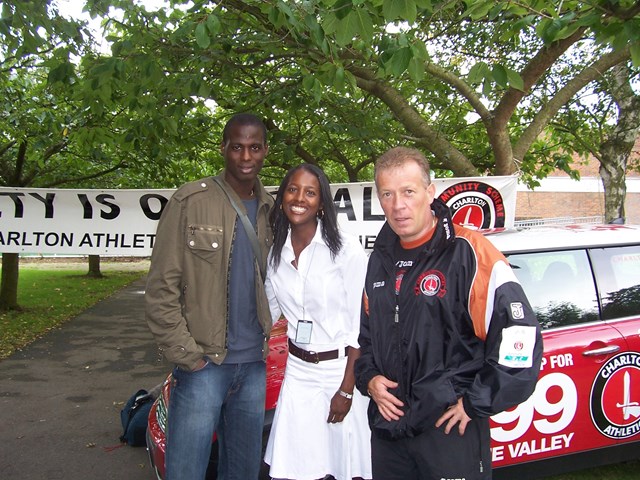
[{"x1": 147, "y1": 224, "x2": 640, "y2": 479}]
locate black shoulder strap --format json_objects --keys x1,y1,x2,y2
[{"x1": 212, "y1": 177, "x2": 266, "y2": 279}]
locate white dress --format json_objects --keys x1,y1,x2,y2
[{"x1": 264, "y1": 224, "x2": 372, "y2": 480}]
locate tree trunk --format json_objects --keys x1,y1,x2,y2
[
  {"x1": 0, "y1": 252, "x2": 20, "y2": 311},
  {"x1": 599, "y1": 64, "x2": 640, "y2": 224},
  {"x1": 599, "y1": 154, "x2": 627, "y2": 223},
  {"x1": 87, "y1": 254, "x2": 103, "y2": 278}
]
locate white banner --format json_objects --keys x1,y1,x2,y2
[{"x1": 0, "y1": 176, "x2": 516, "y2": 256}]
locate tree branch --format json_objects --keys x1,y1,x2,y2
[
  {"x1": 513, "y1": 45, "x2": 631, "y2": 161},
  {"x1": 41, "y1": 162, "x2": 129, "y2": 188},
  {"x1": 349, "y1": 66, "x2": 479, "y2": 176},
  {"x1": 493, "y1": 27, "x2": 587, "y2": 127}
]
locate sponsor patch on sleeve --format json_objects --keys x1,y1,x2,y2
[
  {"x1": 498, "y1": 325, "x2": 536, "y2": 368},
  {"x1": 510, "y1": 301, "x2": 524, "y2": 320}
]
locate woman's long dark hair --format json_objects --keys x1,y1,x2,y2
[{"x1": 269, "y1": 164, "x2": 343, "y2": 269}]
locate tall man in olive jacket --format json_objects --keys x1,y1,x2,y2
[
  {"x1": 146, "y1": 113, "x2": 274, "y2": 480},
  {"x1": 355, "y1": 147, "x2": 542, "y2": 480}
]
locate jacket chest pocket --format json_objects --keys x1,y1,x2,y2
[{"x1": 187, "y1": 224, "x2": 223, "y2": 263}]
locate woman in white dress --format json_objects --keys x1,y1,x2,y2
[{"x1": 264, "y1": 164, "x2": 372, "y2": 480}]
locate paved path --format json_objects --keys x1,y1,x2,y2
[{"x1": 0, "y1": 276, "x2": 170, "y2": 480}]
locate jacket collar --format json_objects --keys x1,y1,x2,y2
[{"x1": 213, "y1": 170, "x2": 273, "y2": 209}]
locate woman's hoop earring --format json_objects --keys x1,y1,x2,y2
[{"x1": 317, "y1": 209, "x2": 324, "y2": 219}]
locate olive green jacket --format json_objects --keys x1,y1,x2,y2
[{"x1": 145, "y1": 172, "x2": 274, "y2": 370}]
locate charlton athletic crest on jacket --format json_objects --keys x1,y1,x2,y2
[
  {"x1": 590, "y1": 352, "x2": 640, "y2": 439},
  {"x1": 415, "y1": 270, "x2": 447, "y2": 298}
]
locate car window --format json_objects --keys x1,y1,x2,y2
[
  {"x1": 506, "y1": 250, "x2": 599, "y2": 330},
  {"x1": 589, "y1": 246, "x2": 640, "y2": 320}
]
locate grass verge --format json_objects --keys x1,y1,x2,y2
[
  {"x1": 0, "y1": 268, "x2": 144, "y2": 359},
  {"x1": 545, "y1": 459, "x2": 640, "y2": 479}
]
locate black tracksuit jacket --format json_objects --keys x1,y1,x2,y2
[{"x1": 355, "y1": 198, "x2": 543, "y2": 440}]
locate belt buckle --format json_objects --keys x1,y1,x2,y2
[{"x1": 308, "y1": 350, "x2": 319, "y2": 363}]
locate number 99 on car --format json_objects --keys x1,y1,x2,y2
[{"x1": 490, "y1": 372, "x2": 578, "y2": 463}]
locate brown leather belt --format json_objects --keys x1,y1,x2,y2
[{"x1": 288, "y1": 339, "x2": 350, "y2": 363}]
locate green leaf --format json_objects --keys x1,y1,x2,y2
[
  {"x1": 206, "y1": 14, "x2": 220, "y2": 37},
  {"x1": 537, "y1": 14, "x2": 577, "y2": 43},
  {"x1": 311, "y1": 79, "x2": 322, "y2": 103},
  {"x1": 407, "y1": 56, "x2": 424, "y2": 81},
  {"x1": 334, "y1": 66, "x2": 345, "y2": 90},
  {"x1": 334, "y1": 0, "x2": 353, "y2": 20},
  {"x1": 351, "y1": 8, "x2": 374, "y2": 43},
  {"x1": 492, "y1": 64, "x2": 508, "y2": 88},
  {"x1": 464, "y1": 1, "x2": 493, "y2": 21},
  {"x1": 554, "y1": 23, "x2": 580, "y2": 41},
  {"x1": 195, "y1": 22, "x2": 210, "y2": 49},
  {"x1": 335, "y1": 11, "x2": 361, "y2": 46},
  {"x1": 505, "y1": 67, "x2": 524, "y2": 91},
  {"x1": 164, "y1": 117, "x2": 179, "y2": 136},
  {"x1": 322, "y1": 12, "x2": 339, "y2": 36},
  {"x1": 631, "y1": 43, "x2": 640, "y2": 67},
  {"x1": 343, "y1": 69, "x2": 358, "y2": 91},
  {"x1": 276, "y1": 0, "x2": 295, "y2": 20},
  {"x1": 383, "y1": 0, "x2": 417, "y2": 24},
  {"x1": 302, "y1": 74, "x2": 316, "y2": 91},
  {"x1": 623, "y1": 20, "x2": 640, "y2": 42},
  {"x1": 305, "y1": 14, "x2": 325, "y2": 46},
  {"x1": 333, "y1": 8, "x2": 374, "y2": 45},
  {"x1": 198, "y1": 82, "x2": 211, "y2": 98},
  {"x1": 535, "y1": 18, "x2": 553, "y2": 43},
  {"x1": 467, "y1": 62, "x2": 489, "y2": 85},
  {"x1": 47, "y1": 62, "x2": 75, "y2": 85},
  {"x1": 385, "y1": 47, "x2": 412, "y2": 76},
  {"x1": 410, "y1": 41, "x2": 428, "y2": 61},
  {"x1": 512, "y1": 14, "x2": 537, "y2": 32},
  {"x1": 267, "y1": 5, "x2": 284, "y2": 27},
  {"x1": 482, "y1": 77, "x2": 492, "y2": 97},
  {"x1": 317, "y1": 62, "x2": 337, "y2": 86}
]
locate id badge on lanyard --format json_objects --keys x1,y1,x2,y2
[{"x1": 295, "y1": 320, "x2": 313, "y2": 344}]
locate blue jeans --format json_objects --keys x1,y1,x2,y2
[{"x1": 165, "y1": 360, "x2": 267, "y2": 480}]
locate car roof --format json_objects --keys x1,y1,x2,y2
[{"x1": 484, "y1": 224, "x2": 640, "y2": 254}]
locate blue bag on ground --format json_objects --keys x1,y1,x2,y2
[{"x1": 120, "y1": 389, "x2": 153, "y2": 446}]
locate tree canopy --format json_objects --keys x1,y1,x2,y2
[
  {"x1": 64, "y1": 0, "x2": 639, "y2": 184},
  {"x1": 4, "y1": 0, "x2": 637, "y2": 186}
]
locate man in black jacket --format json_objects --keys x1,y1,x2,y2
[{"x1": 355, "y1": 147, "x2": 542, "y2": 480}]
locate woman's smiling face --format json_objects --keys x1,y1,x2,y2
[{"x1": 282, "y1": 168, "x2": 323, "y2": 228}]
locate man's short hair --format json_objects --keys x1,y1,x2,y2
[
  {"x1": 222, "y1": 113, "x2": 268, "y2": 146},
  {"x1": 375, "y1": 147, "x2": 431, "y2": 187}
]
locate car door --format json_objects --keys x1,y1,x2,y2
[
  {"x1": 490, "y1": 249, "x2": 626, "y2": 468},
  {"x1": 589, "y1": 245, "x2": 640, "y2": 447}
]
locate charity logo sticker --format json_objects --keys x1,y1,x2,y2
[{"x1": 438, "y1": 181, "x2": 506, "y2": 229}]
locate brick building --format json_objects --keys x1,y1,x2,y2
[{"x1": 515, "y1": 152, "x2": 640, "y2": 225}]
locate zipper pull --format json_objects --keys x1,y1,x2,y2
[{"x1": 394, "y1": 304, "x2": 399, "y2": 323}]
